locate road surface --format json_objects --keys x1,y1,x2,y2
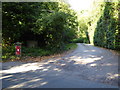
[{"x1": 1, "y1": 43, "x2": 119, "y2": 88}]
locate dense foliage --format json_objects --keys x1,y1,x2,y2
[
  {"x1": 93, "y1": 1, "x2": 120, "y2": 50},
  {"x1": 2, "y1": 2, "x2": 78, "y2": 60},
  {"x1": 77, "y1": 1, "x2": 119, "y2": 50},
  {"x1": 76, "y1": 11, "x2": 90, "y2": 44},
  {"x1": 2, "y1": 1, "x2": 119, "y2": 61},
  {"x1": 2, "y1": 2, "x2": 78, "y2": 48}
]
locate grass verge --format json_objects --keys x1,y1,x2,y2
[
  {"x1": 2, "y1": 43, "x2": 77, "y2": 62},
  {"x1": 65, "y1": 43, "x2": 77, "y2": 51}
]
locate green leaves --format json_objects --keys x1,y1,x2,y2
[
  {"x1": 2, "y1": 2, "x2": 78, "y2": 52},
  {"x1": 35, "y1": 8, "x2": 78, "y2": 49},
  {"x1": 93, "y1": 1, "x2": 119, "y2": 50}
]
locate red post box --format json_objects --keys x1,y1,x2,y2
[{"x1": 15, "y1": 42, "x2": 21, "y2": 56}]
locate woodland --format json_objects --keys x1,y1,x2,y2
[{"x1": 2, "y1": 1, "x2": 120, "y2": 60}]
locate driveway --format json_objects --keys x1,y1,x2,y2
[{"x1": 1, "y1": 43, "x2": 119, "y2": 88}]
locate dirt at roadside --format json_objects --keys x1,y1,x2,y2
[{"x1": 12, "y1": 49, "x2": 75, "y2": 63}]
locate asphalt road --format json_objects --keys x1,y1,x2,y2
[{"x1": 1, "y1": 43, "x2": 119, "y2": 88}]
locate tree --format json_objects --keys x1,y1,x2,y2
[
  {"x1": 2, "y1": 2, "x2": 59, "y2": 44},
  {"x1": 93, "y1": 1, "x2": 119, "y2": 50},
  {"x1": 2, "y1": 2, "x2": 78, "y2": 50}
]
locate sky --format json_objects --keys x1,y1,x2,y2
[{"x1": 67, "y1": 0, "x2": 94, "y2": 11}]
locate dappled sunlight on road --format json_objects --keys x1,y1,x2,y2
[
  {"x1": 89, "y1": 63, "x2": 97, "y2": 67},
  {"x1": 1, "y1": 60, "x2": 64, "y2": 75},
  {"x1": 73, "y1": 57, "x2": 102, "y2": 64},
  {"x1": 1, "y1": 60, "x2": 66, "y2": 88},
  {"x1": 83, "y1": 50, "x2": 96, "y2": 52},
  {"x1": 107, "y1": 73, "x2": 119, "y2": 79},
  {"x1": 0, "y1": 75, "x2": 13, "y2": 80},
  {"x1": 1, "y1": 63, "x2": 45, "y2": 74},
  {"x1": 9, "y1": 78, "x2": 47, "y2": 88},
  {"x1": 59, "y1": 43, "x2": 118, "y2": 86},
  {"x1": 101, "y1": 63, "x2": 117, "y2": 66},
  {"x1": 1, "y1": 43, "x2": 119, "y2": 88}
]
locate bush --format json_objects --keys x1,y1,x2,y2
[
  {"x1": 2, "y1": 45, "x2": 17, "y2": 60},
  {"x1": 21, "y1": 47, "x2": 52, "y2": 57},
  {"x1": 2, "y1": 43, "x2": 77, "y2": 61},
  {"x1": 72, "y1": 38, "x2": 84, "y2": 43},
  {"x1": 2, "y1": 45, "x2": 52, "y2": 60},
  {"x1": 72, "y1": 37, "x2": 89, "y2": 43},
  {"x1": 65, "y1": 43, "x2": 77, "y2": 50}
]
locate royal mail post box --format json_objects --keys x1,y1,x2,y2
[{"x1": 15, "y1": 42, "x2": 21, "y2": 56}]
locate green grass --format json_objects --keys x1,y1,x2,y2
[
  {"x1": 2, "y1": 43, "x2": 77, "y2": 62},
  {"x1": 2, "y1": 46, "x2": 52, "y2": 62},
  {"x1": 22, "y1": 47, "x2": 52, "y2": 57},
  {"x1": 65, "y1": 43, "x2": 77, "y2": 51}
]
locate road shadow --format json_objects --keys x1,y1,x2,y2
[{"x1": 1, "y1": 43, "x2": 119, "y2": 88}]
